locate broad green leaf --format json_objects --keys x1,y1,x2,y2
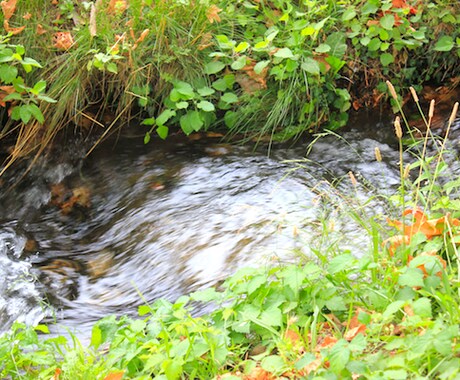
[
  {"x1": 274, "y1": 47, "x2": 294, "y2": 59},
  {"x1": 234, "y1": 41, "x2": 249, "y2": 53},
  {"x1": 31, "y1": 80, "x2": 46, "y2": 94},
  {"x1": 367, "y1": 38, "x2": 381, "y2": 51},
  {"x1": 34, "y1": 324, "x2": 50, "y2": 334},
  {"x1": 90, "y1": 325, "x2": 102, "y2": 349},
  {"x1": 3, "y1": 92, "x2": 22, "y2": 102},
  {"x1": 197, "y1": 86, "x2": 215, "y2": 96},
  {"x1": 156, "y1": 109, "x2": 176, "y2": 126},
  {"x1": 142, "y1": 117, "x2": 156, "y2": 126},
  {"x1": 156, "y1": 125, "x2": 168, "y2": 140},
  {"x1": 301, "y1": 26, "x2": 315, "y2": 36},
  {"x1": 329, "y1": 340, "x2": 350, "y2": 372},
  {"x1": 138, "y1": 305, "x2": 151, "y2": 315},
  {"x1": 315, "y1": 43, "x2": 331, "y2": 53},
  {"x1": 162, "y1": 359, "x2": 182, "y2": 380},
  {"x1": 204, "y1": 61, "x2": 226, "y2": 75},
  {"x1": 175, "y1": 81, "x2": 195, "y2": 99},
  {"x1": 362, "y1": 1, "x2": 379, "y2": 14},
  {"x1": 28, "y1": 104, "x2": 44, "y2": 123},
  {"x1": 360, "y1": 36, "x2": 371, "y2": 46},
  {"x1": 221, "y1": 92, "x2": 238, "y2": 103},
  {"x1": 328, "y1": 254, "x2": 354, "y2": 274},
  {"x1": 106, "y1": 62, "x2": 118, "y2": 74},
  {"x1": 383, "y1": 300, "x2": 405, "y2": 318},
  {"x1": 380, "y1": 14, "x2": 395, "y2": 30},
  {"x1": 434, "y1": 35, "x2": 454, "y2": 51},
  {"x1": 212, "y1": 78, "x2": 228, "y2": 91},
  {"x1": 180, "y1": 110, "x2": 203, "y2": 134},
  {"x1": 144, "y1": 132, "x2": 151, "y2": 144},
  {"x1": 254, "y1": 60, "x2": 270, "y2": 74},
  {"x1": 231, "y1": 56, "x2": 247, "y2": 70},
  {"x1": 342, "y1": 8, "x2": 356, "y2": 21},
  {"x1": 254, "y1": 40, "x2": 269, "y2": 50},
  {"x1": 11, "y1": 105, "x2": 21, "y2": 121},
  {"x1": 325, "y1": 295, "x2": 347, "y2": 311},
  {"x1": 380, "y1": 52, "x2": 394, "y2": 66},
  {"x1": 0, "y1": 64, "x2": 17, "y2": 83},
  {"x1": 22, "y1": 57, "x2": 42, "y2": 68},
  {"x1": 301, "y1": 57, "x2": 320, "y2": 75},
  {"x1": 224, "y1": 110, "x2": 237, "y2": 128},
  {"x1": 398, "y1": 268, "x2": 424, "y2": 288},
  {"x1": 412, "y1": 297, "x2": 431, "y2": 318},
  {"x1": 175, "y1": 101, "x2": 189, "y2": 109},
  {"x1": 190, "y1": 287, "x2": 221, "y2": 302},
  {"x1": 261, "y1": 355, "x2": 287, "y2": 375},
  {"x1": 259, "y1": 307, "x2": 282, "y2": 327},
  {"x1": 19, "y1": 105, "x2": 32, "y2": 124}
]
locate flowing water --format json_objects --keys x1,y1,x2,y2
[{"x1": 1, "y1": 114, "x2": 459, "y2": 338}]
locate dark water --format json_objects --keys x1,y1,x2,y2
[{"x1": 1, "y1": 114, "x2": 459, "y2": 338}]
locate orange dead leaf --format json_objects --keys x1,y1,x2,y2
[
  {"x1": 301, "y1": 356, "x2": 322, "y2": 375},
  {"x1": 1, "y1": 0, "x2": 17, "y2": 20},
  {"x1": 36, "y1": 24, "x2": 46, "y2": 35},
  {"x1": 136, "y1": 29, "x2": 149, "y2": 44},
  {"x1": 206, "y1": 5, "x2": 222, "y2": 24},
  {"x1": 344, "y1": 310, "x2": 367, "y2": 341},
  {"x1": 244, "y1": 367, "x2": 275, "y2": 380},
  {"x1": 3, "y1": 20, "x2": 25, "y2": 35},
  {"x1": 317, "y1": 335, "x2": 337, "y2": 350},
  {"x1": 103, "y1": 372, "x2": 124, "y2": 380},
  {"x1": 408, "y1": 251, "x2": 447, "y2": 278},
  {"x1": 107, "y1": 0, "x2": 127, "y2": 15},
  {"x1": 22, "y1": 12, "x2": 31, "y2": 20},
  {"x1": 51, "y1": 368, "x2": 61, "y2": 380},
  {"x1": 53, "y1": 32, "x2": 75, "y2": 50},
  {"x1": 0, "y1": 85, "x2": 16, "y2": 107}
]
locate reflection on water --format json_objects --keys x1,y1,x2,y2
[{"x1": 1, "y1": 114, "x2": 458, "y2": 337}]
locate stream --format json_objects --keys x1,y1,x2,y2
[{"x1": 1, "y1": 113, "x2": 459, "y2": 338}]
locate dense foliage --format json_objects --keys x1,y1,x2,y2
[{"x1": 0, "y1": 0, "x2": 459, "y2": 159}]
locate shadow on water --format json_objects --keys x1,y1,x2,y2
[{"x1": 1, "y1": 113, "x2": 459, "y2": 338}]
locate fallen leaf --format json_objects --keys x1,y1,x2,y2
[
  {"x1": 22, "y1": 12, "x2": 31, "y2": 20},
  {"x1": 1, "y1": 0, "x2": 17, "y2": 20},
  {"x1": 36, "y1": 24, "x2": 46, "y2": 35},
  {"x1": 53, "y1": 32, "x2": 75, "y2": 50},
  {"x1": 206, "y1": 4, "x2": 222, "y2": 23},
  {"x1": 103, "y1": 371, "x2": 124, "y2": 380},
  {"x1": 89, "y1": 3, "x2": 97, "y2": 37},
  {"x1": 244, "y1": 367, "x2": 275, "y2": 380},
  {"x1": 3, "y1": 20, "x2": 25, "y2": 35},
  {"x1": 50, "y1": 368, "x2": 61, "y2": 380}
]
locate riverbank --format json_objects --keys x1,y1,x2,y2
[{"x1": 0, "y1": 0, "x2": 459, "y2": 171}]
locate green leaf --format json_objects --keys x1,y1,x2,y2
[
  {"x1": 175, "y1": 101, "x2": 189, "y2": 109},
  {"x1": 31, "y1": 80, "x2": 47, "y2": 94},
  {"x1": 274, "y1": 47, "x2": 294, "y2": 59},
  {"x1": 37, "y1": 94, "x2": 57, "y2": 103},
  {"x1": 204, "y1": 61, "x2": 226, "y2": 75},
  {"x1": 342, "y1": 8, "x2": 356, "y2": 21},
  {"x1": 367, "y1": 38, "x2": 381, "y2": 51},
  {"x1": 224, "y1": 110, "x2": 237, "y2": 128},
  {"x1": 22, "y1": 57, "x2": 42, "y2": 68},
  {"x1": 259, "y1": 307, "x2": 282, "y2": 327},
  {"x1": 28, "y1": 104, "x2": 44, "y2": 123},
  {"x1": 398, "y1": 268, "x2": 424, "y2": 288},
  {"x1": 180, "y1": 110, "x2": 203, "y2": 135},
  {"x1": 34, "y1": 324, "x2": 50, "y2": 334},
  {"x1": 360, "y1": 36, "x2": 371, "y2": 46},
  {"x1": 434, "y1": 35, "x2": 454, "y2": 51},
  {"x1": 0, "y1": 64, "x2": 18, "y2": 83},
  {"x1": 106, "y1": 62, "x2": 118, "y2": 74},
  {"x1": 212, "y1": 78, "x2": 228, "y2": 91},
  {"x1": 300, "y1": 57, "x2": 320, "y2": 75},
  {"x1": 254, "y1": 60, "x2": 270, "y2": 74},
  {"x1": 19, "y1": 105, "x2": 32, "y2": 124},
  {"x1": 156, "y1": 109, "x2": 176, "y2": 126},
  {"x1": 138, "y1": 305, "x2": 151, "y2": 315},
  {"x1": 3, "y1": 92, "x2": 22, "y2": 102},
  {"x1": 329, "y1": 340, "x2": 350, "y2": 372},
  {"x1": 383, "y1": 300, "x2": 405, "y2": 318},
  {"x1": 90, "y1": 325, "x2": 102, "y2": 349},
  {"x1": 175, "y1": 81, "x2": 195, "y2": 99},
  {"x1": 234, "y1": 41, "x2": 249, "y2": 53},
  {"x1": 191, "y1": 287, "x2": 221, "y2": 302},
  {"x1": 315, "y1": 43, "x2": 331, "y2": 53},
  {"x1": 412, "y1": 298, "x2": 431, "y2": 318},
  {"x1": 142, "y1": 117, "x2": 156, "y2": 126},
  {"x1": 144, "y1": 131, "x2": 151, "y2": 144},
  {"x1": 197, "y1": 86, "x2": 215, "y2": 96},
  {"x1": 221, "y1": 92, "x2": 238, "y2": 104},
  {"x1": 328, "y1": 254, "x2": 354, "y2": 274},
  {"x1": 261, "y1": 355, "x2": 286, "y2": 375},
  {"x1": 156, "y1": 125, "x2": 169, "y2": 140},
  {"x1": 380, "y1": 52, "x2": 394, "y2": 66},
  {"x1": 231, "y1": 56, "x2": 247, "y2": 70},
  {"x1": 162, "y1": 359, "x2": 182, "y2": 380},
  {"x1": 10, "y1": 106, "x2": 21, "y2": 121},
  {"x1": 380, "y1": 14, "x2": 395, "y2": 30},
  {"x1": 197, "y1": 100, "x2": 215, "y2": 112}
]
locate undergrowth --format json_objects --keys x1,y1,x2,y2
[{"x1": 0, "y1": 85, "x2": 460, "y2": 379}]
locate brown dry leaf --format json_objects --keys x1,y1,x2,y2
[
  {"x1": 206, "y1": 4, "x2": 222, "y2": 23},
  {"x1": 22, "y1": 12, "x2": 31, "y2": 20},
  {"x1": 53, "y1": 32, "x2": 75, "y2": 50},
  {"x1": 0, "y1": 85, "x2": 15, "y2": 107},
  {"x1": 103, "y1": 372, "x2": 124, "y2": 380},
  {"x1": 50, "y1": 368, "x2": 61, "y2": 380},
  {"x1": 135, "y1": 29, "x2": 149, "y2": 44},
  {"x1": 3, "y1": 20, "x2": 25, "y2": 35},
  {"x1": 244, "y1": 367, "x2": 276, "y2": 380},
  {"x1": 36, "y1": 24, "x2": 46, "y2": 35},
  {"x1": 404, "y1": 304, "x2": 415, "y2": 317},
  {"x1": 107, "y1": 0, "x2": 127, "y2": 15},
  {"x1": 1, "y1": 0, "x2": 17, "y2": 20},
  {"x1": 198, "y1": 32, "x2": 214, "y2": 51},
  {"x1": 89, "y1": 3, "x2": 97, "y2": 37},
  {"x1": 344, "y1": 309, "x2": 368, "y2": 341},
  {"x1": 301, "y1": 356, "x2": 322, "y2": 375}
]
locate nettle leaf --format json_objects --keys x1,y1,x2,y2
[
  {"x1": 434, "y1": 35, "x2": 454, "y2": 51},
  {"x1": 205, "y1": 61, "x2": 226, "y2": 75},
  {"x1": 301, "y1": 57, "x2": 320, "y2": 75}
]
